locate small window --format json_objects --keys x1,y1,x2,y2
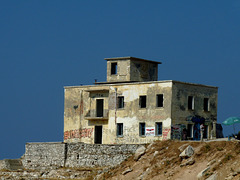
[
  {"x1": 188, "y1": 96, "x2": 194, "y2": 110},
  {"x1": 139, "y1": 96, "x2": 147, "y2": 108},
  {"x1": 139, "y1": 123, "x2": 145, "y2": 136},
  {"x1": 111, "y1": 62, "x2": 117, "y2": 75},
  {"x1": 187, "y1": 124, "x2": 193, "y2": 138},
  {"x1": 155, "y1": 122, "x2": 162, "y2": 136},
  {"x1": 117, "y1": 96, "x2": 124, "y2": 109},
  {"x1": 117, "y1": 123, "x2": 123, "y2": 137},
  {"x1": 204, "y1": 98, "x2": 209, "y2": 111},
  {"x1": 156, "y1": 94, "x2": 163, "y2": 107}
]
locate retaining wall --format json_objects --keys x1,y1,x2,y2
[{"x1": 22, "y1": 142, "x2": 143, "y2": 169}]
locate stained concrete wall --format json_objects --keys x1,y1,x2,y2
[
  {"x1": 106, "y1": 57, "x2": 159, "y2": 83},
  {"x1": 130, "y1": 60, "x2": 158, "y2": 82},
  {"x1": 171, "y1": 81, "x2": 218, "y2": 139},
  {"x1": 64, "y1": 81, "x2": 173, "y2": 144},
  {"x1": 22, "y1": 142, "x2": 142, "y2": 169},
  {"x1": 64, "y1": 80, "x2": 218, "y2": 144}
]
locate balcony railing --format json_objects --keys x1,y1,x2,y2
[{"x1": 85, "y1": 109, "x2": 109, "y2": 120}]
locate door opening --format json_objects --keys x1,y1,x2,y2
[{"x1": 94, "y1": 126, "x2": 102, "y2": 144}]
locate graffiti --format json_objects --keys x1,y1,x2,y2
[
  {"x1": 64, "y1": 128, "x2": 94, "y2": 140},
  {"x1": 171, "y1": 124, "x2": 186, "y2": 140},
  {"x1": 162, "y1": 128, "x2": 171, "y2": 140}
]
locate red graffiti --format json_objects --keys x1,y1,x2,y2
[
  {"x1": 64, "y1": 128, "x2": 94, "y2": 140},
  {"x1": 162, "y1": 128, "x2": 171, "y2": 141}
]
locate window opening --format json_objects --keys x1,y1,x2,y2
[
  {"x1": 139, "y1": 96, "x2": 147, "y2": 108},
  {"x1": 111, "y1": 62, "x2": 117, "y2": 75},
  {"x1": 188, "y1": 96, "x2": 194, "y2": 110},
  {"x1": 118, "y1": 96, "x2": 124, "y2": 109},
  {"x1": 117, "y1": 123, "x2": 123, "y2": 137},
  {"x1": 187, "y1": 124, "x2": 193, "y2": 138},
  {"x1": 96, "y1": 99, "x2": 104, "y2": 117},
  {"x1": 204, "y1": 98, "x2": 209, "y2": 111},
  {"x1": 139, "y1": 123, "x2": 146, "y2": 136},
  {"x1": 155, "y1": 122, "x2": 162, "y2": 136},
  {"x1": 156, "y1": 94, "x2": 163, "y2": 107}
]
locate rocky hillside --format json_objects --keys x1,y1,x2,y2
[{"x1": 0, "y1": 140, "x2": 240, "y2": 180}]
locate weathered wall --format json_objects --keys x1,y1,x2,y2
[
  {"x1": 64, "y1": 81, "x2": 173, "y2": 144},
  {"x1": 64, "y1": 80, "x2": 218, "y2": 143},
  {"x1": 22, "y1": 142, "x2": 66, "y2": 169},
  {"x1": 107, "y1": 59, "x2": 131, "y2": 82},
  {"x1": 130, "y1": 60, "x2": 158, "y2": 82},
  {"x1": 171, "y1": 81, "x2": 218, "y2": 139},
  {"x1": 22, "y1": 142, "x2": 142, "y2": 169},
  {"x1": 111, "y1": 82, "x2": 172, "y2": 144},
  {"x1": 106, "y1": 57, "x2": 159, "y2": 83},
  {"x1": 65, "y1": 143, "x2": 142, "y2": 168}
]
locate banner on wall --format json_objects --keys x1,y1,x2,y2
[{"x1": 146, "y1": 127, "x2": 155, "y2": 136}]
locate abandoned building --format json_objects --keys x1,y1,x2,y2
[{"x1": 64, "y1": 57, "x2": 218, "y2": 144}]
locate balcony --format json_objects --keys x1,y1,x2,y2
[{"x1": 85, "y1": 109, "x2": 109, "y2": 120}]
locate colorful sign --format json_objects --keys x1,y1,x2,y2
[{"x1": 146, "y1": 127, "x2": 155, "y2": 136}]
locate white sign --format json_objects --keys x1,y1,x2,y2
[{"x1": 146, "y1": 127, "x2": 155, "y2": 136}]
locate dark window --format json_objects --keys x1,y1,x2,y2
[
  {"x1": 156, "y1": 122, "x2": 162, "y2": 136},
  {"x1": 187, "y1": 124, "x2": 193, "y2": 138},
  {"x1": 117, "y1": 96, "x2": 124, "y2": 109},
  {"x1": 111, "y1": 63, "x2": 117, "y2": 75},
  {"x1": 188, "y1": 96, "x2": 194, "y2": 110},
  {"x1": 96, "y1": 99, "x2": 104, "y2": 117},
  {"x1": 139, "y1": 96, "x2": 147, "y2": 108},
  {"x1": 156, "y1": 94, "x2": 163, "y2": 107},
  {"x1": 117, "y1": 123, "x2": 123, "y2": 137},
  {"x1": 139, "y1": 123, "x2": 145, "y2": 136},
  {"x1": 204, "y1": 98, "x2": 209, "y2": 111}
]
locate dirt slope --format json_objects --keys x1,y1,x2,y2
[{"x1": 100, "y1": 140, "x2": 240, "y2": 180}]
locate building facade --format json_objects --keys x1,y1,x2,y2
[{"x1": 64, "y1": 57, "x2": 218, "y2": 144}]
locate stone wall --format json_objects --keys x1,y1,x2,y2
[
  {"x1": 22, "y1": 142, "x2": 143, "y2": 169},
  {"x1": 65, "y1": 143, "x2": 142, "y2": 168},
  {"x1": 22, "y1": 142, "x2": 66, "y2": 170}
]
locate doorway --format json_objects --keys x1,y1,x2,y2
[
  {"x1": 96, "y1": 99, "x2": 104, "y2": 117},
  {"x1": 94, "y1": 126, "x2": 102, "y2": 144}
]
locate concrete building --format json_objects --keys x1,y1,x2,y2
[{"x1": 64, "y1": 57, "x2": 218, "y2": 144}]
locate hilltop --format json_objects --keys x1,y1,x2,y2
[{"x1": 0, "y1": 140, "x2": 240, "y2": 179}]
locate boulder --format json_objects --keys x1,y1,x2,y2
[
  {"x1": 178, "y1": 144, "x2": 189, "y2": 152},
  {"x1": 197, "y1": 166, "x2": 210, "y2": 179},
  {"x1": 134, "y1": 146, "x2": 146, "y2": 161},
  {"x1": 179, "y1": 145, "x2": 194, "y2": 158},
  {"x1": 180, "y1": 157, "x2": 195, "y2": 167},
  {"x1": 206, "y1": 173, "x2": 217, "y2": 180},
  {"x1": 122, "y1": 168, "x2": 132, "y2": 175}
]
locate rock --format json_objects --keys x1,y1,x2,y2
[
  {"x1": 48, "y1": 169, "x2": 57, "y2": 177},
  {"x1": 153, "y1": 151, "x2": 159, "y2": 157},
  {"x1": 207, "y1": 160, "x2": 216, "y2": 166},
  {"x1": 134, "y1": 146, "x2": 146, "y2": 161},
  {"x1": 197, "y1": 167, "x2": 210, "y2": 179},
  {"x1": 180, "y1": 157, "x2": 195, "y2": 167},
  {"x1": 146, "y1": 142, "x2": 154, "y2": 151},
  {"x1": 206, "y1": 173, "x2": 217, "y2": 180},
  {"x1": 122, "y1": 168, "x2": 132, "y2": 175},
  {"x1": 178, "y1": 144, "x2": 189, "y2": 152},
  {"x1": 179, "y1": 145, "x2": 194, "y2": 158}
]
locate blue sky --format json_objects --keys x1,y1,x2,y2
[{"x1": 1, "y1": 0, "x2": 240, "y2": 159}]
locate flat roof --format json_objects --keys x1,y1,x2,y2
[
  {"x1": 64, "y1": 80, "x2": 218, "y2": 89},
  {"x1": 104, "y1": 56, "x2": 162, "y2": 64}
]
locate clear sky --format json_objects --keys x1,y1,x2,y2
[{"x1": 1, "y1": 0, "x2": 240, "y2": 159}]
